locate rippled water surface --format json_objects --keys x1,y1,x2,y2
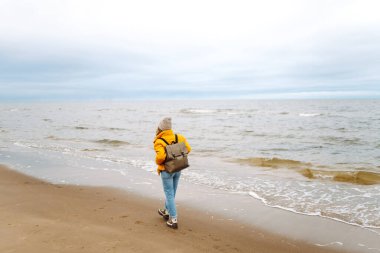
[{"x1": 0, "y1": 100, "x2": 379, "y2": 228}]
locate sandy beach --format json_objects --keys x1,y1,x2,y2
[{"x1": 0, "y1": 164, "x2": 343, "y2": 253}]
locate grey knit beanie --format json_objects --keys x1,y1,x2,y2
[{"x1": 158, "y1": 117, "x2": 172, "y2": 130}]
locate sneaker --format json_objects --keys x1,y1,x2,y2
[
  {"x1": 166, "y1": 218, "x2": 178, "y2": 229},
  {"x1": 158, "y1": 209, "x2": 169, "y2": 220}
]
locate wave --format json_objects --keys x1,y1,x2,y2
[
  {"x1": 234, "y1": 157, "x2": 380, "y2": 185},
  {"x1": 82, "y1": 148, "x2": 107, "y2": 152},
  {"x1": 235, "y1": 157, "x2": 312, "y2": 169},
  {"x1": 45, "y1": 136, "x2": 83, "y2": 142},
  {"x1": 46, "y1": 135, "x2": 63, "y2": 140},
  {"x1": 242, "y1": 131, "x2": 269, "y2": 137},
  {"x1": 74, "y1": 126, "x2": 126, "y2": 131},
  {"x1": 100, "y1": 127, "x2": 126, "y2": 131},
  {"x1": 75, "y1": 126, "x2": 90, "y2": 130},
  {"x1": 260, "y1": 148, "x2": 290, "y2": 152},
  {"x1": 94, "y1": 139, "x2": 129, "y2": 146},
  {"x1": 320, "y1": 136, "x2": 362, "y2": 145},
  {"x1": 45, "y1": 136, "x2": 130, "y2": 148},
  {"x1": 301, "y1": 169, "x2": 380, "y2": 185}
]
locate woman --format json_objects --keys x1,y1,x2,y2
[{"x1": 153, "y1": 117, "x2": 191, "y2": 229}]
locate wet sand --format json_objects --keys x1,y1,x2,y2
[{"x1": 0, "y1": 165, "x2": 341, "y2": 253}]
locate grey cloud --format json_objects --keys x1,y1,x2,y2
[{"x1": 1, "y1": 25, "x2": 380, "y2": 100}]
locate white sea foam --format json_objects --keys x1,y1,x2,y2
[
  {"x1": 117, "y1": 170, "x2": 127, "y2": 176},
  {"x1": 181, "y1": 109, "x2": 217, "y2": 114},
  {"x1": 128, "y1": 159, "x2": 155, "y2": 172},
  {"x1": 247, "y1": 185, "x2": 380, "y2": 229},
  {"x1": 14, "y1": 142, "x2": 31, "y2": 148},
  {"x1": 248, "y1": 191, "x2": 267, "y2": 203},
  {"x1": 358, "y1": 243, "x2": 380, "y2": 252},
  {"x1": 299, "y1": 113, "x2": 321, "y2": 117},
  {"x1": 315, "y1": 241, "x2": 343, "y2": 247}
]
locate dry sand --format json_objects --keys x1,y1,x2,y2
[{"x1": 0, "y1": 165, "x2": 341, "y2": 253}]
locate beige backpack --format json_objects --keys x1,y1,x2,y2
[{"x1": 159, "y1": 134, "x2": 189, "y2": 173}]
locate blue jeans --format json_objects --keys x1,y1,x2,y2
[{"x1": 161, "y1": 171, "x2": 181, "y2": 218}]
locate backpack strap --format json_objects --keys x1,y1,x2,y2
[
  {"x1": 159, "y1": 137, "x2": 170, "y2": 145},
  {"x1": 159, "y1": 134, "x2": 178, "y2": 145}
]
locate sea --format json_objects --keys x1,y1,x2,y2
[{"x1": 1, "y1": 99, "x2": 379, "y2": 229}]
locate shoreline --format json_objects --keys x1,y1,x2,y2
[{"x1": 0, "y1": 164, "x2": 343, "y2": 253}]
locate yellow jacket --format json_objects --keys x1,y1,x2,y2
[{"x1": 153, "y1": 129, "x2": 191, "y2": 174}]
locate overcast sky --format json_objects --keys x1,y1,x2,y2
[{"x1": 1, "y1": 0, "x2": 379, "y2": 100}]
